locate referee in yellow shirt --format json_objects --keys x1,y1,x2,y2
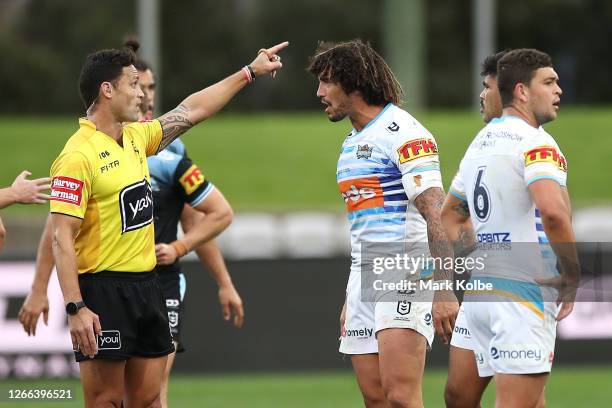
[{"x1": 50, "y1": 41, "x2": 288, "y2": 407}]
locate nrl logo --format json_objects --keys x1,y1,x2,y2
[{"x1": 356, "y1": 144, "x2": 374, "y2": 159}]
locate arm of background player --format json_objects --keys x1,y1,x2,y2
[
  {"x1": 0, "y1": 215, "x2": 5, "y2": 253},
  {"x1": 181, "y1": 207, "x2": 244, "y2": 328},
  {"x1": 415, "y1": 187, "x2": 459, "y2": 344},
  {"x1": 441, "y1": 193, "x2": 476, "y2": 258},
  {"x1": 155, "y1": 41, "x2": 288, "y2": 151},
  {"x1": 51, "y1": 213, "x2": 101, "y2": 358},
  {"x1": 18, "y1": 215, "x2": 55, "y2": 336},
  {"x1": 529, "y1": 180, "x2": 580, "y2": 321},
  {"x1": 0, "y1": 171, "x2": 51, "y2": 209},
  {"x1": 155, "y1": 189, "x2": 233, "y2": 265}
]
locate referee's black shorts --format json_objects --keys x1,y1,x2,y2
[{"x1": 74, "y1": 271, "x2": 175, "y2": 362}]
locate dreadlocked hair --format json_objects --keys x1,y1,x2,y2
[{"x1": 307, "y1": 39, "x2": 403, "y2": 106}]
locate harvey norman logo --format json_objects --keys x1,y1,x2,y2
[{"x1": 50, "y1": 176, "x2": 84, "y2": 205}]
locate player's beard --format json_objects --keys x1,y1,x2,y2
[{"x1": 328, "y1": 101, "x2": 350, "y2": 122}]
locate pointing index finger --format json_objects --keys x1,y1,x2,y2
[{"x1": 266, "y1": 41, "x2": 289, "y2": 56}]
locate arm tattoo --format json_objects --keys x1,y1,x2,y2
[
  {"x1": 157, "y1": 103, "x2": 193, "y2": 152},
  {"x1": 452, "y1": 200, "x2": 470, "y2": 217},
  {"x1": 454, "y1": 224, "x2": 476, "y2": 258},
  {"x1": 414, "y1": 187, "x2": 454, "y2": 281}
]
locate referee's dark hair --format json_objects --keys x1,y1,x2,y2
[
  {"x1": 497, "y1": 48, "x2": 553, "y2": 107},
  {"x1": 480, "y1": 50, "x2": 509, "y2": 77},
  {"x1": 78, "y1": 48, "x2": 136, "y2": 109},
  {"x1": 307, "y1": 39, "x2": 403, "y2": 106}
]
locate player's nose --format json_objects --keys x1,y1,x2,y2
[{"x1": 316, "y1": 82, "x2": 325, "y2": 97}]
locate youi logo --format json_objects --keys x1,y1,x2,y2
[{"x1": 97, "y1": 330, "x2": 121, "y2": 350}]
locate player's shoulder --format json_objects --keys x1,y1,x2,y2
[
  {"x1": 123, "y1": 119, "x2": 162, "y2": 141},
  {"x1": 376, "y1": 104, "x2": 434, "y2": 149},
  {"x1": 148, "y1": 147, "x2": 184, "y2": 185},
  {"x1": 55, "y1": 126, "x2": 98, "y2": 166},
  {"x1": 382, "y1": 104, "x2": 430, "y2": 134},
  {"x1": 165, "y1": 138, "x2": 186, "y2": 156}
]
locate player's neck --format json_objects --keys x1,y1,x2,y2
[
  {"x1": 503, "y1": 106, "x2": 539, "y2": 128},
  {"x1": 87, "y1": 107, "x2": 124, "y2": 143},
  {"x1": 350, "y1": 101, "x2": 387, "y2": 132}
]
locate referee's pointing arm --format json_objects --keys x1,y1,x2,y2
[{"x1": 155, "y1": 41, "x2": 288, "y2": 152}]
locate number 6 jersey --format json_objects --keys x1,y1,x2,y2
[{"x1": 449, "y1": 115, "x2": 568, "y2": 281}]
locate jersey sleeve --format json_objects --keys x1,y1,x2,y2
[
  {"x1": 49, "y1": 151, "x2": 93, "y2": 219},
  {"x1": 173, "y1": 156, "x2": 214, "y2": 207},
  {"x1": 521, "y1": 137, "x2": 567, "y2": 188},
  {"x1": 126, "y1": 120, "x2": 163, "y2": 156},
  {"x1": 449, "y1": 165, "x2": 467, "y2": 202},
  {"x1": 389, "y1": 130, "x2": 444, "y2": 202}
]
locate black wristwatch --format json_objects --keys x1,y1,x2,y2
[{"x1": 65, "y1": 301, "x2": 86, "y2": 316}]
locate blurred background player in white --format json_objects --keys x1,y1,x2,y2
[
  {"x1": 308, "y1": 39, "x2": 458, "y2": 408},
  {"x1": 442, "y1": 48, "x2": 579, "y2": 408},
  {"x1": 19, "y1": 38, "x2": 245, "y2": 408},
  {"x1": 443, "y1": 50, "x2": 509, "y2": 408},
  {"x1": 0, "y1": 171, "x2": 50, "y2": 253}
]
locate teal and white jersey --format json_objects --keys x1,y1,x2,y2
[
  {"x1": 336, "y1": 103, "x2": 443, "y2": 272},
  {"x1": 450, "y1": 115, "x2": 568, "y2": 283}
]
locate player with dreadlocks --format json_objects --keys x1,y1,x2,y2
[{"x1": 308, "y1": 40, "x2": 457, "y2": 408}]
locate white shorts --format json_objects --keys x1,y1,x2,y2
[
  {"x1": 449, "y1": 303, "x2": 474, "y2": 351},
  {"x1": 463, "y1": 297, "x2": 558, "y2": 377},
  {"x1": 339, "y1": 269, "x2": 435, "y2": 355}
]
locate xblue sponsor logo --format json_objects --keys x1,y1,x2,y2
[{"x1": 477, "y1": 232, "x2": 511, "y2": 243}]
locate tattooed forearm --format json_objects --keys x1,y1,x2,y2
[
  {"x1": 454, "y1": 224, "x2": 476, "y2": 257},
  {"x1": 415, "y1": 187, "x2": 454, "y2": 281},
  {"x1": 452, "y1": 199, "x2": 470, "y2": 217},
  {"x1": 157, "y1": 104, "x2": 193, "y2": 152}
]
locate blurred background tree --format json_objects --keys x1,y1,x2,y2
[{"x1": 0, "y1": 0, "x2": 610, "y2": 113}]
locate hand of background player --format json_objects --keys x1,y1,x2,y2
[
  {"x1": 18, "y1": 290, "x2": 49, "y2": 336},
  {"x1": 339, "y1": 300, "x2": 347, "y2": 340},
  {"x1": 219, "y1": 284, "x2": 244, "y2": 328},
  {"x1": 68, "y1": 307, "x2": 102, "y2": 359},
  {"x1": 432, "y1": 290, "x2": 459, "y2": 345},
  {"x1": 249, "y1": 41, "x2": 289, "y2": 78},
  {"x1": 536, "y1": 275, "x2": 577, "y2": 321},
  {"x1": 11, "y1": 171, "x2": 51, "y2": 204},
  {"x1": 155, "y1": 243, "x2": 179, "y2": 265}
]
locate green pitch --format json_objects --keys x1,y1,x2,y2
[
  {"x1": 0, "y1": 366, "x2": 610, "y2": 407},
  {"x1": 0, "y1": 107, "x2": 609, "y2": 216}
]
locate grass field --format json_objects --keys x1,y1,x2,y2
[
  {"x1": 0, "y1": 366, "x2": 611, "y2": 407},
  {"x1": 0, "y1": 107, "x2": 610, "y2": 218}
]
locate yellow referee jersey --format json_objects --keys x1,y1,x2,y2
[{"x1": 50, "y1": 118, "x2": 162, "y2": 274}]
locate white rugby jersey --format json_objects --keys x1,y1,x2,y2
[
  {"x1": 336, "y1": 104, "x2": 443, "y2": 271},
  {"x1": 450, "y1": 115, "x2": 567, "y2": 282}
]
